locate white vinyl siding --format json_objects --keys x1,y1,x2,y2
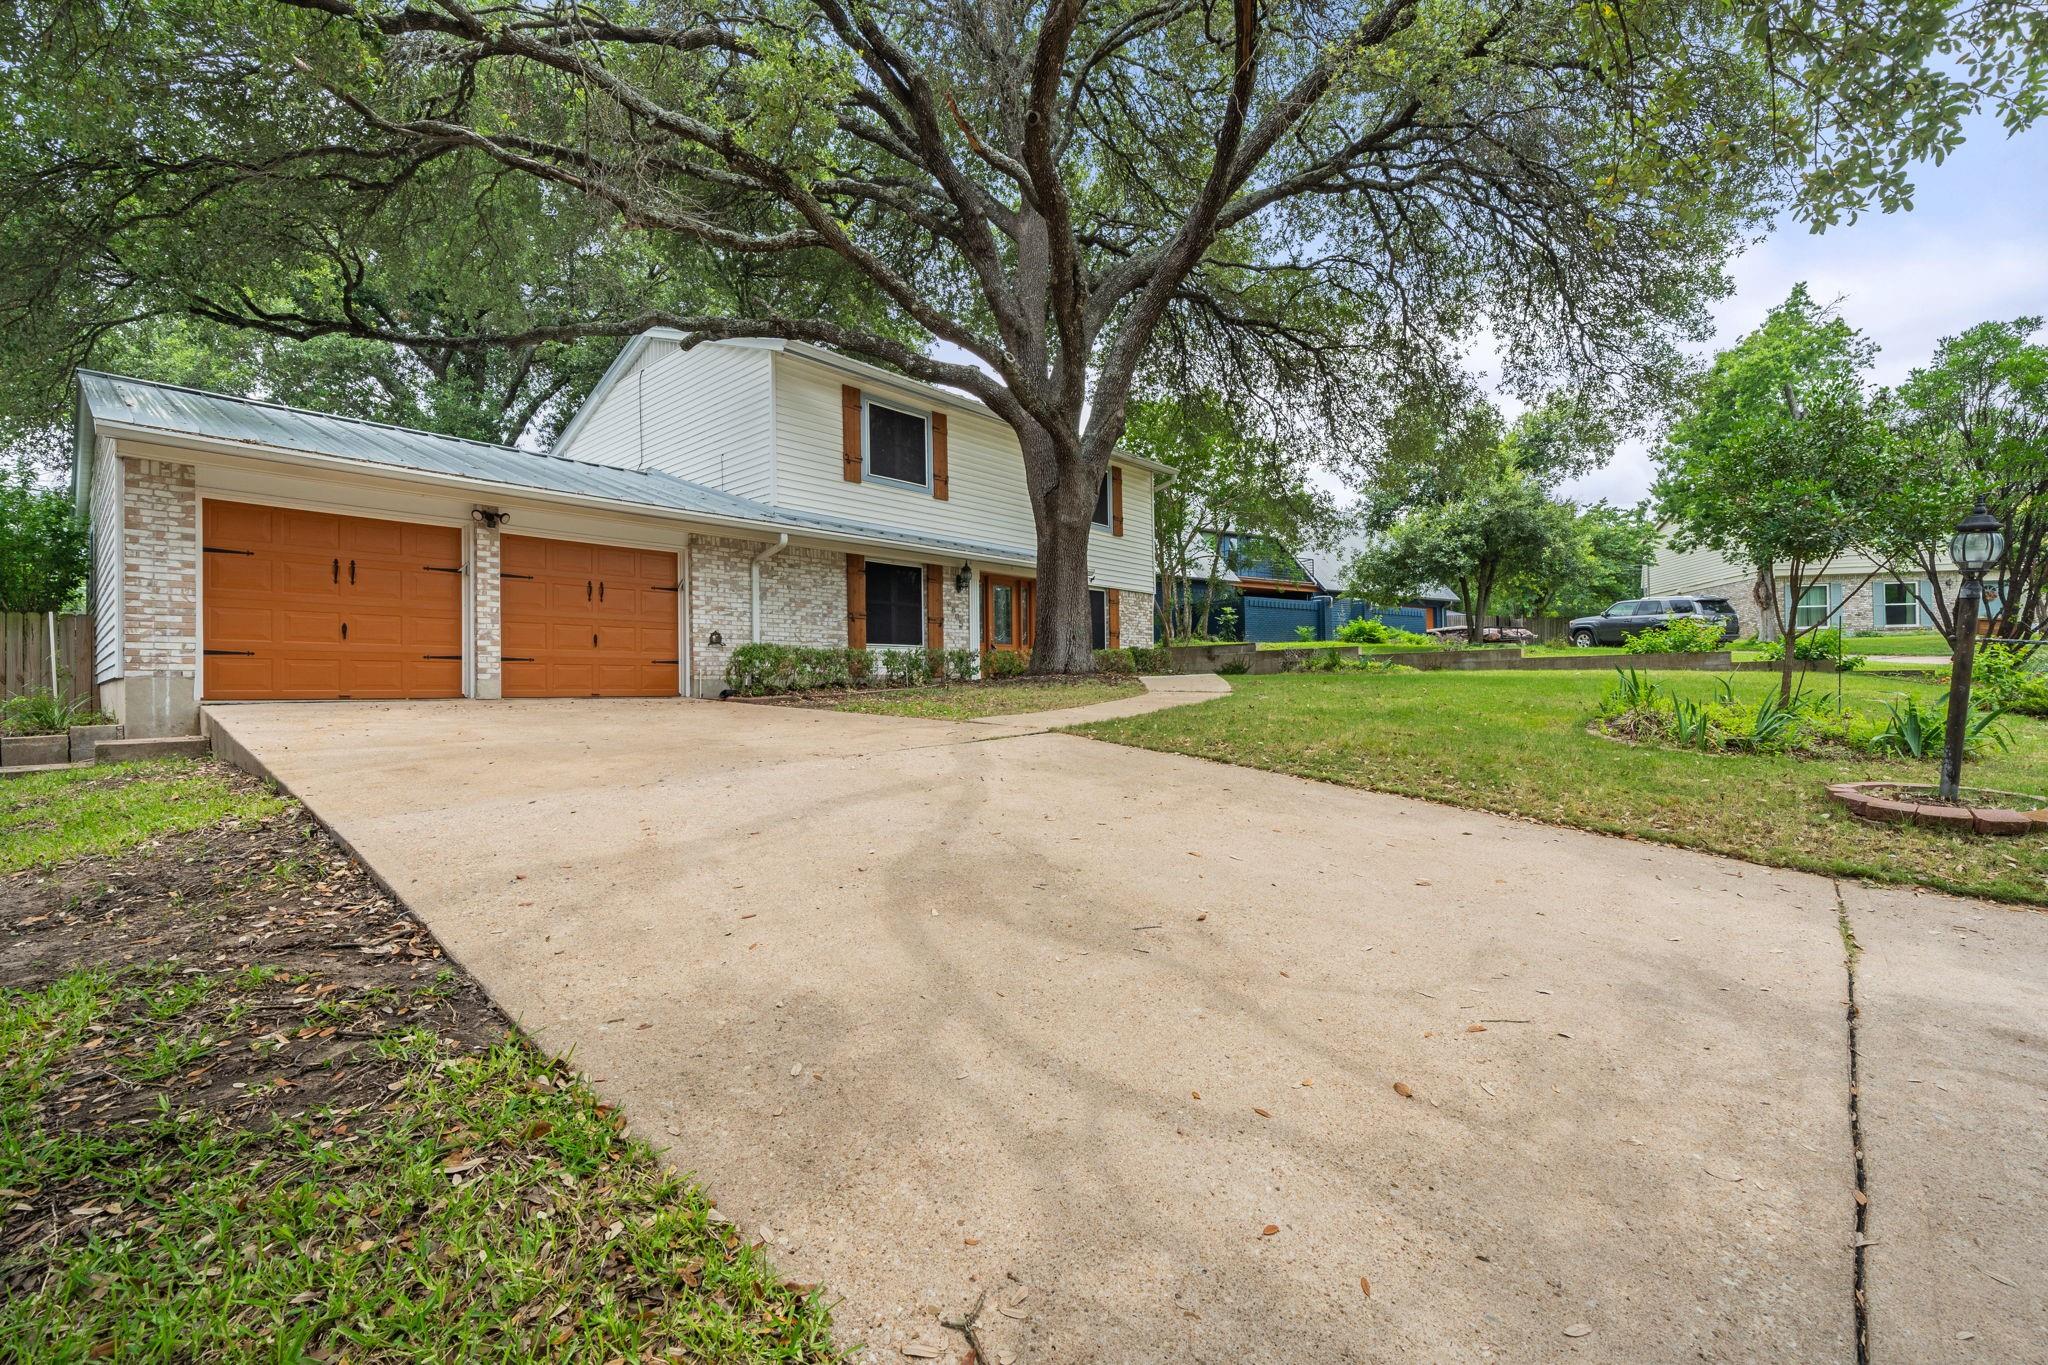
[
  {"x1": 552, "y1": 341, "x2": 775, "y2": 500},
  {"x1": 89, "y1": 437, "x2": 124, "y2": 682},
  {"x1": 767, "y1": 351, "x2": 1156, "y2": 592}
]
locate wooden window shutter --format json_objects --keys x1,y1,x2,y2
[
  {"x1": 931, "y1": 413, "x2": 949, "y2": 500},
  {"x1": 841, "y1": 386, "x2": 863, "y2": 483},
  {"x1": 1107, "y1": 589, "x2": 1121, "y2": 646},
  {"x1": 925, "y1": 563, "x2": 944, "y2": 649},
  {"x1": 1111, "y1": 466, "x2": 1125, "y2": 536},
  {"x1": 845, "y1": 554, "x2": 867, "y2": 648}
]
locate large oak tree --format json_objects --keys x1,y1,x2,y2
[{"x1": 5, "y1": 0, "x2": 2041, "y2": 669}]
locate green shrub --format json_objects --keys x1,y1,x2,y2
[
  {"x1": 1969, "y1": 642, "x2": 2048, "y2": 716},
  {"x1": 1216, "y1": 660, "x2": 1248, "y2": 676},
  {"x1": 1751, "y1": 627, "x2": 1861, "y2": 669},
  {"x1": 1129, "y1": 645, "x2": 1171, "y2": 673},
  {"x1": 0, "y1": 689, "x2": 110, "y2": 736},
  {"x1": 1293, "y1": 624, "x2": 1318, "y2": 642},
  {"x1": 1093, "y1": 647, "x2": 1138, "y2": 675},
  {"x1": 945, "y1": 648, "x2": 980, "y2": 682},
  {"x1": 1621, "y1": 617, "x2": 1727, "y2": 655},
  {"x1": 981, "y1": 649, "x2": 1027, "y2": 680},
  {"x1": 724, "y1": 644, "x2": 894, "y2": 695},
  {"x1": 1335, "y1": 616, "x2": 1431, "y2": 646}
]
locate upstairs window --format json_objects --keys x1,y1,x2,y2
[
  {"x1": 866, "y1": 401, "x2": 929, "y2": 487},
  {"x1": 865, "y1": 561, "x2": 924, "y2": 646},
  {"x1": 1094, "y1": 474, "x2": 1112, "y2": 527}
]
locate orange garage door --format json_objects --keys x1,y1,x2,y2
[
  {"x1": 202, "y1": 500, "x2": 464, "y2": 700},
  {"x1": 500, "y1": 535, "x2": 679, "y2": 697}
]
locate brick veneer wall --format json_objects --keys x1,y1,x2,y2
[
  {"x1": 471, "y1": 523, "x2": 502, "y2": 699},
  {"x1": 688, "y1": 535, "x2": 850, "y2": 693},
  {"x1": 1117, "y1": 589, "x2": 1153, "y2": 650},
  {"x1": 121, "y1": 457, "x2": 197, "y2": 676}
]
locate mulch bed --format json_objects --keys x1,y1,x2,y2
[{"x1": 0, "y1": 776, "x2": 514, "y2": 1269}]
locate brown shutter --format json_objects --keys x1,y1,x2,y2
[
  {"x1": 1111, "y1": 466, "x2": 1125, "y2": 536},
  {"x1": 846, "y1": 554, "x2": 867, "y2": 648},
  {"x1": 925, "y1": 563, "x2": 944, "y2": 649},
  {"x1": 931, "y1": 412, "x2": 949, "y2": 500},
  {"x1": 1107, "y1": 589, "x2": 1121, "y2": 647},
  {"x1": 841, "y1": 386, "x2": 863, "y2": 482}
]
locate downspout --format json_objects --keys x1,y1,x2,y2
[{"x1": 750, "y1": 534, "x2": 789, "y2": 643}]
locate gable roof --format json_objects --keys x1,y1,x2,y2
[
  {"x1": 73, "y1": 371, "x2": 1039, "y2": 566},
  {"x1": 557, "y1": 331, "x2": 1175, "y2": 479}
]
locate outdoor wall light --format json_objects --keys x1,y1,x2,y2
[
  {"x1": 471, "y1": 506, "x2": 511, "y2": 529},
  {"x1": 1940, "y1": 496, "x2": 2007, "y2": 802},
  {"x1": 955, "y1": 562, "x2": 972, "y2": 592},
  {"x1": 708, "y1": 630, "x2": 723, "y2": 647}
]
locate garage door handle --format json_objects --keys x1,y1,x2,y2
[
  {"x1": 599, "y1": 580, "x2": 605, "y2": 602},
  {"x1": 587, "y1": 579, "x2": 593, "y2": 602},
  {"x1": 332, "y1": 558, "x2": 339, "y2": 584},
  {"x1": 349, "y1": 559, "x2": 356, "y2": 585},
  {"x1": 341, "y1": 622, "x2": 348, "y2": 640},
  {"x1": 592, "y1": 632, "x2": 599, "y2": 647}
]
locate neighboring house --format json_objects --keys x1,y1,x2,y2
[
  {"x1": 1643, "y1": 539, "x2": 1964, "y2": 641},
  {"x1": 71, "y1": 333, "x2": 1162, "y2": 735},
  {"x1": 1160, "y1": 529, "x2": 1457, "y2": 639}
]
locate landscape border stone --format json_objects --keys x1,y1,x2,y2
[{"x1": 1827, "y1": 781, "x2": 2048, "y2": 837}]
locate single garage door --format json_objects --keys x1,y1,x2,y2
[
  {"x1": 202, "y1": 500, "x2": 464, "y2": 700},
  {"x1": 500, "y1": 535, "x2": 679, "y2": 698}
]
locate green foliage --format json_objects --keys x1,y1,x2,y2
[
  {"x1": 1892, "y1": 318, "x2": 2048, "y2": 640},
  {"x1": 1621, "y1": 618, "x2": 1729, "y2": 655},
  {"x1": 1129, "y1": 646, "x2": 1172, "y2": 674},
  {"x1": 1654, "y1": 286, "x2": 1924, "y2": 693},
  {"x1": 1750, "y1": 627, "x2": 1865, "y2": 669},
  {"x1": 0, "y1": 759, "x2": 289, "y2": 873},
  {"x1": 0, "y1": 688, "x2": 110, "y2": 736},
  {"x1": 1967, "y1": 644, "x2": 2048, "y2": 717},
  {"x1": 1867, "y1": 692, "x2": 2009, "y2": 760},
  {"x1": 724, "y1": 645, "x2": 867, "y2": 696},
  {"x1": 980, "y1": 650, "x2": 1027, "y2": 681},
  {"x1": 944, "y1": 648, "x2": 981, "y2": 683},
  {"x1": 1294, "y1": 625, "x2": 1318, "y2": 643},
  {"x1": 1499, "y1": 501, "x2": 1662, "y2": 621},
  {"x1": 0, "y1": 464, "x2": 87, "y2": 611},
  {"x1": 1335, "y1": 616, "x2": 1431, "y2": 646},
  {"x1": 1092, "y1": 648, "x2": 1138, "y2": 676}
]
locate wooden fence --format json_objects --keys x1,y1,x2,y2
[{"x1": 1, "y1": 613, "x2": 95, "y2": 704}]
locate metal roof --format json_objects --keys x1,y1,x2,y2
[{"x1": 75, "y1": 371, "x2": 1039, "y2": 565}]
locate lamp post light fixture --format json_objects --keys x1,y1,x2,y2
[{"x1": 1939, "y1": 497, "x2": 2008, "y2": 802}]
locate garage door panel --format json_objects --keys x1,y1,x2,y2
[
  {"x1": 203, "y1": 500, "x2": 463, "y2": 702},
  {"x1": 500, "y1": 533, "x2": 678, "y2": 698}
]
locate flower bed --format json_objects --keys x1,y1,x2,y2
[
  {"x1": 723, "y1": 643, "x2": 1169, "y2": 696},
  {"x1": 1594, "y1": 668, "x2": 2006, "y2": 759},
  {"x1": 1828, "y1": 782, "x2": 2048, "y2": 836}
]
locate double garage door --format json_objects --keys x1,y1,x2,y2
[{"x1": 201, "y1": 501, "x2": 678, "y2": 701}]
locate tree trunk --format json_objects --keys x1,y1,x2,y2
[{"x1": 1031, "y1": 503, "x2": 1097, "y2": 673}]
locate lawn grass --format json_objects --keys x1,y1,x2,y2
[
  {"x1": 1842, "y1": 631, "x2": 1953, "y2": 656},
  {"x1": 1076, "y1": 668, "x2": 2048, "y2": 905},
  {"x1": 832, "y1": 677, "x2": 1144, "y2": 719},
  {"x1": 0, "y1": 763, "x2": 838, "y2": 1361},
  {"x1": 0, "y1": 758, "x2": 290, "y2": 873}
]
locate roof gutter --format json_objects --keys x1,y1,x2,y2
[{"x1": 84, "y1": 415, "x2": 1040, "y2": 571}]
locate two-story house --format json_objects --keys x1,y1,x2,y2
[{"x1": 71, "y1": 332, "x2": 1162, "y2": 735}]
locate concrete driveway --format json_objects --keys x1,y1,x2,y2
[{"x1": 204, "y1": 698, "x2": 2047, "y2": 1363}]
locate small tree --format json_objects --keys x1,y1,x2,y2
[
  {"x1": 1892, "y1": 318, "x2": 2048, "y2": 643},
  {"x1": 1653, "y1": 285, "x2": 1912, "y2": 701},
  {"x1": 1350, "y1": 474, "x2": 1575, "y2": 640},
  {"x1": 1124, "y1": 394, "x2": 1334, "y2": 642},
  {"x1": 1498, "y1": 501, "x2": 1660, "y2": 622},
  {"x1": 0, "y1": 463, "x2": 88, "y2": 613}
]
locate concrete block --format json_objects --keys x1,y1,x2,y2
[
  {"x1": 1970, "y1": 807, "x2": 2034, "y2": 837},
  {"x1": 69, "y1": 722, "x2": 123, "y2": 763},
  {"x1": 0, "y1": 760, "x2": 89, "y2": 781},
  {"x1": 94, "y1": 735, "x2": 209, "y2": 763},
  {"x1": 2, "y1": 733, "x2": 70, "y2": 767}
]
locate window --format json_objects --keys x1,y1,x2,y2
[
  {"x1": 1611, "y1": 601, "x2": 1642, "y2": 616},
  {"x1": 1794, "y1": 584, "x2": 1831, "y2": 629},
  {"x1": 864, "y1": 561, "x2": 924, "y2": 646},
  {"x1": 1093, "y1": 474, "x2": 1111, "y2": 528},
  {"x1": 1880, "y1": 582, "x2": 1923, "y2": 627},
  {"x1": 865, "y1": 401, "x2": 928, "y2": 487},
  {"x1": 1667, "y1": 599, "x2": 1697, "y2": 614},
  {"x1": 1089, "y1": 589, "x2": 1108, "y2": 650}
]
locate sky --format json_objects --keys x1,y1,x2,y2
[{"x1": 1555, "y1": 113, "x2": 2048, "y2": 508}]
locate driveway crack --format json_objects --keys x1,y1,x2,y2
[{"x1": 1834, "y1": 880, "x2": 1871, "y2": 1364}]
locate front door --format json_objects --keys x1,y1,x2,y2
[{"x1": 982, "y1": 574, "x2": 1034, "y2": 658}]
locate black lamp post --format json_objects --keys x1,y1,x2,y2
[{"x1": 1940, "y1": 497, "x2": 2008, "y2": 802}]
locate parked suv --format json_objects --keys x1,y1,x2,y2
[{"x1": 1567, "y1": 596, "x2": 1739, "y2": 647}]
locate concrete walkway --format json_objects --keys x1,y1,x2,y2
[
  {"x1": 202, "y1": 697, "x2": 2047, "y2": 1363},
  {"x1": 961, "y1": 672, "x2": 1232, "y2": 736}
]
